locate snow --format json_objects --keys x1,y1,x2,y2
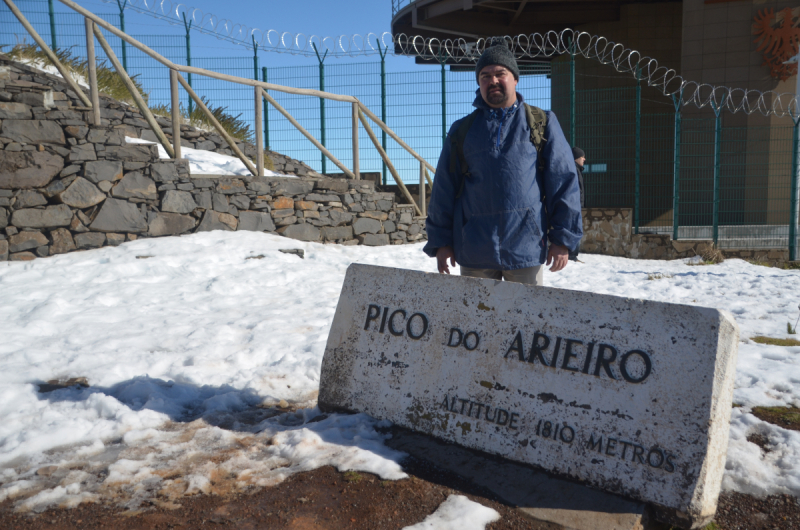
[
  {"x1": 402, "y1": 495, "x2": 500, "y2": 530},
  {"x1": 1, "y1": 231, "x2": 800, "y2": 517},
  {"x1": 125, "y1": 136, "x2": 293, "y2": 177}
]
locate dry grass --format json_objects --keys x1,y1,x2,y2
[
  {"x1": 699, "y1": 243, "x2": 725, "y2": 264},
  {"x1": 751, "y1": 336, "x2": 800, "y2": 347},
  {"x1": 647, "y1": 272, "x2": 673, "y2": 280}
]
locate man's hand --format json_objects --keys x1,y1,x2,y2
[
  {"x1": 546, "y1": 244, "x2": 569, "y2": 272},
  {"x1": 436, "y1": 246, "x2": 457, "y2": 274}
]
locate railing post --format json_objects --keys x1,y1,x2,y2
[
  {"x1": 182, "y1": 13, "x2": 193, "y2": 115},
  {"x1": 790, "y1": 117, "x2": 799, "y2": 261},
  {"x1": 255, "y1": 86, "x2": 264, "y2": 176},
  {"x1": 84, "y1": 18, "x2": 100, "y2": 126},
  {"x1": 420, "y1": 161, "x2": 427, "y2": 217},
  {"x1": 170, "y1": 69, "x2": 181, "y2": 160},
  {"x1": 116, "y1": 0, "x2": 127, "y2": 71},
  {"x1": 268, "y1": 66, "x2": 269, "y2": 150},
  {"x1": 672, "y1": 91, "x2": 683, "y2": 241},
  {"x1": 352, "y1": 102, "x2": 360, "y2": 180},
  {"x1": 313, "y1": 43, "x2": 328, "y2": 175},
  {"x1": 378, "y1": 39, "x2": 388, "y2": 186},
  {"x1": 634, "y1": 67, "x2": 641, "y2": 235},
  {"x1": 47, "y1": 0, "x2": 57, "y2": 51},
  {"x1": 712, "y1": 102, "x2": 722, "y2": 246}
]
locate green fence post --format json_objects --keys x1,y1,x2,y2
[
  {"x1": 47, "y1": 0, "x2": 56, "y2": 50},
  {"x1": 635, "y1": 68, "x2": 641, "y2": 235},
  {"x1": 182, "y1": 13, "x2": 193, "y2": 115},
  {"x1": 790, "y1": 116, "x2": 800, "y2": 261},
  {"x1": 262, "y1": 67, "x2": 269, "y2": 150},
  {"x1": 569, "y1": 44, "x2": 576, "y2": 146},
  {"x1": 440, "y1": 54, "x2": 447, "y2": 143},
  {"x1": 711, "y1": 102, "x2": 722, "y2": 246},
  {"x1": 313, "y1": 43, "x2": 328, "y2": 175},
  {"x1": 672, "y1": 91, "x2": 683, "y2": 241},
  {"x1": 116, "y1": 0, "x2": 128, "y2": 71},
  {"x1": 252, "y1": 36, "x2": 259, "y2": 81},
  {"x1": 378, "y1": 40, "x2": 388, "y2": 186}
]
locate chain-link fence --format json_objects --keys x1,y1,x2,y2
[{"x1": 2, "y1": 0, "x2": 799, "y2": 254}]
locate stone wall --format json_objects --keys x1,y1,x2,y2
[
  {"x1": 0, "y1": 57, "x2": 427, "y2": 262},
  {"x1": 581, "y1": 208, "x2": 792, "y2": 266}
]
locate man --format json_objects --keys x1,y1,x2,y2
[
  {"x1": 570, "y1": 147, "x2": 586, "y2": 262},
  {"x1": 423, "y1": 44, "x2": 583, "y2": 285}
]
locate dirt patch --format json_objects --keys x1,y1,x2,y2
[
  {"x1": 0, "y1": 464, "x2": 546, "y2": 530},
  {"x1": 746, "y1": 432, "x2": 772, "y2": 454},
  {"x1": 750, "y1": 336, "x2": 800, "y2": 347},
  {"x1": 751, "y1": 406, "x2": 800, "y2": 431},
  {"x1": 714, "y1": 492, "x2": 800, "y2": 530}
]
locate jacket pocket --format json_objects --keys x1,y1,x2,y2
[{"x1": 459, "y1": 208, "x2": 541, "y2": 269}]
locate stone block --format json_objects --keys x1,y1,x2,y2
[
  {"x1": 196, "y1": 210, "x2": 237, "y2": 232},
  {"x1": 360, "y1": 211, "x2": 389, "y2": 221},
  {"x1": 0, "y1": 239, "x2": 7, "y2": 260},
  {"x1": 407, "y1": 223, "x2": 421, "y2": 236},
  {"x1": 319, "y1": 265, "x2": 740, "y2": 529},
  {"x1": 194, "y1": 190, "x2": 212, "y2": 210},
  {"x1": 271, "y1": 208, "x2": 295, "y2": 219},
  {"x1": 0, "y1": 151, "x2": 63, "y2": 189},
  {"x1": 106, "y1": 233, "x2": 125, "y2": 246},
  {"x1": 148, "y1": 212, "x2": 196, "y2": 236},
  {"x1": 353, "y1": 217, "x2": 382, "y2": 235},
  {"x1": 10, "y1": 251, "x2": 36, "y2": 261},
  {"x1": 8, "y1": 230, "x2": 48, "y2": 253},
  {"x1": 0, "y1": 207, "x2": 7, "y2": 229},
  {"x1": 217, "y1": 179, "x2": 246, "y2": 195},
  {"x1": 67, "y1": 143, "x2": 97, "y2": 162},
  {"x1": 383, "y1": 220, "x2": 397, "y2": 234},
  {"x1": 399, "y1": 212, "x2": 413, "y2": 225},
  {"x1": 102, "y1": 145, "x2": 155, "y2": 162},
  {"x1": 305, "y1": 193, "x2": 340, "y2": 202},
  {"x1": 75, "y1": 232, "x2": 106, "y2": 249},
  {"x1": 0, "y1": 102, "x2": 32, "y2": 120},
  {"x1": 49, "y1": 228, "x2": 75, "y2": 255},
  {"x1": 230, "y1": 194, "x2": 250, "y2": 210},
  {"x1": 14, "y1": 91, "x2": 54, "y2": 108},
  {"x1": 295, "y1": 200, "x2": 318, "y2": 211},
  {"x1": 275, "y1": 215, "x2": 297, "y2": 226},
  {"x1": 303, "y1": 210, "x2": 320, "y2": 219},
  {"x1": 320, "y1": 225, "x2": 353, "y2": 241},
  {"x1": 273, "y1": 179, "x2": 313, "y2": 196},
  {"x1": 161, "y1": 190, "x2": 198, "y2": 214},
  {"x1": 277, "y1": 223, "x2": 320, "y2": 241},
  {"x1": 89, "y1": 198, "x2": 147, "y2": 233},
  {"x1": 314, "y1": 179, "x2": 349, "y2": 193},
  {"x1": 14, "y1": 190, "x2": 47, "y2": 209},
  {"x1": 238, "y1": 211, "x2": 276, "y2": 232},
  {"x1": 348, "y1": 203, "x2": 364, "y2": 213},
  {"x1": 672, "y1": 240, "x2": 696, "y2": 253},
  {"x1": 273, "y1": 196, "x2": 294, "y2": 210},
  {"x1": 111, "y1": 173, "x2": 157, "y2": 200},
  {"x1": 58, "y1": 177, "x2": 106, "y2": 208},
  {"x1": 357, "y1": 233, "x2": 390, "y2": 246},
  {"x1": 150, "y1": 163, "x2": 179, "y2": 183},
  {"x1": 208, "y1": 193, "x2": 228, "y2": 213},
  {"x1": 84, "y1": 160, "x2": 123, "y2": 184},
  {"x1": 64, "y1": 125, "x2": 88, "y2": 139},
  {"x1": 11, "y1": 204, "x2": 72, "y2": 228},
  {"x1": 377, "y1": 199, "x2": 393, "y2": 211},
  {"x1": 329, "y1": 209, "x2": 354, "y2": 226}
]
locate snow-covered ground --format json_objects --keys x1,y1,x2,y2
[{"x1": 1, "y1": 232, "x2": 799, "y2": 523}]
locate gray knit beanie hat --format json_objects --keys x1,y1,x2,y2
[{"x1": 475, "y1": 44, "x2": 520, "y2": 83}]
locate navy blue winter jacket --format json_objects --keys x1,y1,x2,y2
[{"x1": 423, "y1": 91, "x2": 583, "y2": 270}]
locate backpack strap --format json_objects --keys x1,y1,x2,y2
[
  {"x1": 524, "y1": 103, "x2": 548, "y2": 173},
  {"x1": 449, "y1": 109, "x2": 480, "y2": 199}
]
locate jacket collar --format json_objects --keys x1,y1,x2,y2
[{"x1": 473, "y1": 89, "x2": 525, "y2": 116}]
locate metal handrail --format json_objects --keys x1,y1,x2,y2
[{"x1": 3, "y1": 0, "x2": 431, "y2": 216}]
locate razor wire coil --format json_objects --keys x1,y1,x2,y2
[{"x1": 95, "y1": 0, "x2": 800, "y2": 118}]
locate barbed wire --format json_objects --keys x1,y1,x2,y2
[{"x1": 94, "y1": 0, "x2": 799, "y2": 118}]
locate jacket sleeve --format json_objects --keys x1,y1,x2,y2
[
  {"x1": 541, "y1": 112, "x2": 583, "y2": 252},
  {"x1": 422, "y1": 122, "x2": 461, "y2": 258}
]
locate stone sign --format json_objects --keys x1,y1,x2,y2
[{"x1": 319, "y1": 264, "x2": 739, "y2": 528}]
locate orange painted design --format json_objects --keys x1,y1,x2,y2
[{"x1": 753, "y1": 7, "x2": 800, "y2": 81}]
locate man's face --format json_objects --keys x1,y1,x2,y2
[
  {"x1": 575, "y1": 156, "x2": 586, "y2": 167},
  {"x1": 478, "y1": 65, "x2": 518, "y2": 108}
]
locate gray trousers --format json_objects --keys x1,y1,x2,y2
[{"x1": 460, "y1": 265, "x2": 544, "y2": 286}]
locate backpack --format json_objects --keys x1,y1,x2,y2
[{"x1": 449, "y1": 103, "x2": 547, "y2": 198}]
